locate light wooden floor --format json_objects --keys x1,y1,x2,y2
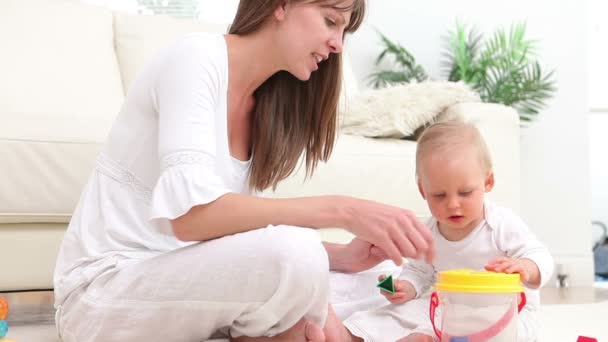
[
  {"x1": 1, "y1": 286, "x2": 607, "y2": 341},
  {"x1": 3, "y1": 287, "x2": 607, "y2": 325},
  {"x1": 0, "y1": 287, "x2": 608, "y2": 325}
]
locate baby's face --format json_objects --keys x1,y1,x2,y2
[{"x1": 418, "y1": 148, "x2": 493, "y2": 239}]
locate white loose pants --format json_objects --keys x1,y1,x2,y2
[{"x1": 56, "y1": 226, "x2": 330, "y2": 342}]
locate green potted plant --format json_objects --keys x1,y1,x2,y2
[
  {"x1": 369, "y1": 22, "x2": 557, "y2": 123},
  {"x1": 368, "y1": 31, "x2": 428, "y2": 88},
  {"x1": 137, "y1": 0, "x2": 200, "y2": 18},
  {"x1": 443, "y1": 22, "x2": 556, "y2": 122}
]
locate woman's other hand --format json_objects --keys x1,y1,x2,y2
[{"x1": 328, "y1": 237, "x2": 389, "y2": 273}]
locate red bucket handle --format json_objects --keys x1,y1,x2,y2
[
  {"x1": 430, "y1": 291, "x2": 526, "y2": 342},
  {"x1": 430, "y1": 292, "x2": 442, "y2": 340}
]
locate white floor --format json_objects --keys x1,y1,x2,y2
[
  {"x1": 3, "y1": 287, "x2": 608, "y2": 341},
  {"x1": 537, "y1": 301, "x2": 607, "y2": 341}
]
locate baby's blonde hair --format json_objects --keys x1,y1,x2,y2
[{"x1": 415, "y1": 120, "x2": 492, "y2": 177}]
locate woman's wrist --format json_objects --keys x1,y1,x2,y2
[
  {"x1": 326, "y1": 195, "x2": 356, "y2": 231},
  {"x1": 323, "y1": 242, "x2": 351, "y2": 272}
]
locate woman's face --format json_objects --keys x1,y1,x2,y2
[{"x1": 274, "y1": 1, "x2": 353, "y2": 80}]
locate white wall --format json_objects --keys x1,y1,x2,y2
[
  {"x1": 590, "y1": 113, "x2": 608, "y2": 240},
  {"x1": 588, "y1": 0, "x2": 608, "y2": 247},
  {"x1": 589, "y1": 0, "x2": 608, "y2": 110},
  {"x1": 346, "y1": 0, "x2": 593, "y2": 286}
]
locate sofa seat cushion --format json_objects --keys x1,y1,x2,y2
[
  {"x1": 0, "y1": 224, "x2": 67, "y2": 290},
  {"x1": 0, "y1": 140, "x2": 101, "y2": 223},
  {"x1": 0, "y1": 0, "x2": 123, "y2": 223}
]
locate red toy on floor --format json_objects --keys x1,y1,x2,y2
[{"x1": 577, "y1": 336, "x2": 598, "y2": 342}]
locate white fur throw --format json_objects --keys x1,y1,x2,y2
[{"x1": 339, "y1": 81, "x2": 481, "y2": 138}]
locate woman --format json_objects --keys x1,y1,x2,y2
[{"x1": 53, "y1": 0, "x2": 434, "y2": 341}]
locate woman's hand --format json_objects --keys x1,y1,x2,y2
[
  {"x1": 328, "y1": 237, "x2": 390, "y2": 273},
  {"x1": 343, "y1": 197, "x2": 435, "y2": 266}
]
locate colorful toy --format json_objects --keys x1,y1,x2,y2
[
  {"x1": 577, "y1": 337, "x2": 598, "y2": 342},
  {"x1": 0, "y1": 320, "x2": 7, "y2": 339},
  {"x1": 0, "y1": 297, "x2": 7, "y2": 320},
  {"x1": 0, "y1": 297, "x2": 15, "y2": 341},
  {"x1": 376, "y1": 274, "x2": 395, "y2": 294},
  {"x1": 430, "y1": 270, "x2": 526, "y2": 342}
]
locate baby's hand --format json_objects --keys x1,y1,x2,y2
[
  {"x1": 377, "y1": 275, "x2": 416, "y2": 304},
  {"x1": 484, "y1": 257, "x2": 540, "y2": 286}
]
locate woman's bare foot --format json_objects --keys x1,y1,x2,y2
[
  {"x1": 323, "y1": 304, "x2": 363, "y2": 342},
  {"x1": 396, "y1": 332, "x2": 435, "y2": 342},
  {"x1": 230, "y1": 318, "x2": 325, "y2": 342}
]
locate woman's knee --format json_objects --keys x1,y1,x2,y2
[
  {"x1": 257, "y1": 225, "x2": 330, "y2": 294},
  {"x1": 232, "y1": 225, "x2": 331, "y2": 332},
  {"x1": 266, "y1": 225, "x2": 328, "y2": 272}
]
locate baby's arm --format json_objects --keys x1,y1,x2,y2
[
  {"x1": 488, "y1": 208, "x2": 554, "y2": 289},
  {"x1": 379, "y1": 257, "x2": 435, "y2": 303},
  {"x1": 378, "y1": 275, "x2": 417, "y2": 304},
  {"x1": 485, "y1": 257, "x2": 542, "y2": 287}
]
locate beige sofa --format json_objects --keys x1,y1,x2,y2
[{"x1": 0, "y1": 0, "x2": 520, "y2": 291}]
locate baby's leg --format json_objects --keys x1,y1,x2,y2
[
  {"x1": 342, "y1": 298, "x2": 433, "y2": 342},
  {"x1": 322, "y1": 304, "x2": 364, "y2": 342},
  {"x1": 396, "y1": 332, "x2": 435, "y2": 342}
]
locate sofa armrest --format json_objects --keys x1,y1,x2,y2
[{"x1": 442, "y1": 102, "x2": 521, "y2": 213}]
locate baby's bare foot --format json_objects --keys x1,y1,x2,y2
[
  {"x1": 323, "y1": 305, "x2": 363, "y2": 342},
  {"x1": 230, "y1": 319, "x2": 325, "y2": 342}
]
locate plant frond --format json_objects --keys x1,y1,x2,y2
[{"x1": 368, "y1": 31, "x2": 429, "y2": 87}]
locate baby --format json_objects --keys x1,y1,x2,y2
[{"x1": 342, "y1": 120, "x2": 554, "y2": 342}]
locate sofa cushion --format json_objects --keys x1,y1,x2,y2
[
  {"x1": 0, "y1": 0, "x2": 124, "y2": 223},
  {"x1": 340, "y1": 81, "x2": 480, "y2": 138},
  {"x1": 113, "y1": 12, "x2": 229, "y2": 92},
  {"x1": 0, "y1": 224, "x2": 67, "y2": 290}
]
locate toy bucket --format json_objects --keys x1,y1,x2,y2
[{"x1": 430, "y1": 269, "x2": 526, "y2": 342}]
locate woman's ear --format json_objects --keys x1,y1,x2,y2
[
  {"x1": 273, "y1": 1, "x2": 288, "y2": 22},
  {"x1": 484, "y1": 171, "x2": 495, "y2": 192}
]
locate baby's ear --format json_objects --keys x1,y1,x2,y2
[
  {"x1": 417, "y1": 179, "x2": 427, "y2": 199},
  {"x1": 485, "y1": 171, "x2": 495, "y2": 192}
]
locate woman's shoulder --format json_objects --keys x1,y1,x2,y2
[
  {"x1": 147, "y1": 32, "x2": 228, "y2": 85},
  {"x1": 166, "y1": 32, "x2": 227, "y2": 60}
]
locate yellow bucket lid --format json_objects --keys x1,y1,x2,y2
[{"x1": 434, "y1": 269, "x2": 524, "y2": 293}]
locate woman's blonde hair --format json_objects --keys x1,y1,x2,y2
[
  {"x1": 229, "y1": 0, "x2": 366, "y2": 191},
  {"x1": 415, "y1": 120, "x2": 493, "y2": 177}
]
